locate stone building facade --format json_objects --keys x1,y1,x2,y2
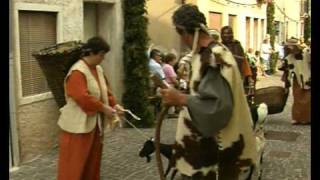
[
  {"x1": 9, "y1": 0, "x2": 124, "y2": 168},
  {"x1": 146, "y1": 0, "x2": 307, "y2": 54}
]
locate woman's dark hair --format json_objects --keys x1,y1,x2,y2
[
  {"x1": 163, "y1": 53, "x2": 176, "y2": 64},
  {"x1": 172, "y1": 4, "x2": 207, "y2": 35},
  {"x1": 255, "y1": 51, "x2": 260, "y2": 56},
  {"x1": 82, "y1": 36, "x2": 110, "y2": 56},
  {"x1": 150, "y1": 49, "x2": 161, "y2": 59}
]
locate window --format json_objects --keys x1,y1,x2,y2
[
  {"x1": 253, "y1": 18, "x2": 258, "y2": 51},
  {"x1": 245, "y1": 17, "x2": 251, "y2": 50},
  {"x1": 19, "y1": 11, "x2": 57, "y2": 97},
  {"x1": 228, "y1": 15, "x2": 237, "y2": 32},
  {"x1": 209, "y1": 12, "x2": 222, "y2": 30},
  {"x1": 261, "y1": 19, "x2": 265, "y2": 42}
]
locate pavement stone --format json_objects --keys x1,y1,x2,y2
[{"x1": 10, "y1": 71, "x2": 310, "y2": 180}]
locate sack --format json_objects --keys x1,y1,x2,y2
[{"x1": 254, "y1": 86, "x2": 289, "y2": 114}]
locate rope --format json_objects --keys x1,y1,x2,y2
[
  {"x1": 225, "y1": 0, "x2": 258, "y2": 6},
  {"x1": 121, "y1": 117, "x2": 150, "y2": 140},
  {"x1": 209, "y1": 0, "x2": 260, "y2": 7}
]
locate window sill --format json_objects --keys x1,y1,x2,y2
[{"x1": 19, "y1": 92, "x2": 54, "y2": 105}]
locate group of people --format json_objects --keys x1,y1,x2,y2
[
  {"x1": 55, "y1": 3, "x2": 310, "y2": 180},
  {"x1": 149, "y1": 24, "x2": 258, "y2": 98}
]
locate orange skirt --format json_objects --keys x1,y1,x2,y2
[
  {"x1": 57, "y1": 126, "x2": 103, "y2": 180},
  {"x1": 292, "y1": 78, "x2": 311, "y2": 123}
]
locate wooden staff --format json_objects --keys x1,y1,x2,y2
[{"x1": 150, "y1": 74, "x2": 169, "y2": 180}]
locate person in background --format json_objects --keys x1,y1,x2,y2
[
  {"x1": 149, "y1": 49, "x2": 166, "y2": 81},
  {"x1": 246, "y1": 48, "x2": 258, "y2": 84},
  {"x1": 162, "y1": 53, "x2": 179, "y2": 117},
  {"x1": 283, "y1": 38, "x2": 310, "y2": 125},
  {"x1": 304, "y1": 38, "x2": 311, "y2": 73},
  {"x1": 160, "y1": 4, "x2": 257, "y2": 179},
  {"x1": 299, "y1": 37, "x2": 307, "y2": 49},
  {"x1": 221, "y1": 26, "x2": 254, "y2": 95},
  {"x1": 260, "y1": 38, "x2": 273, "y2": 76},
  {"x1": 278, "y1": 41, "x2": 285, "y2": 61},
  {"x1": 162, "y1": 53, "x2": 179, "y2": 87},
  {"x1": 57, "y1": 36, "x2": 124, "y2": 180},
  {"x1": 254, "y1": 50, "x2": 265, "y2": 78}
]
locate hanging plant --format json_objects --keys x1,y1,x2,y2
[
  {"x1": 266, "y1": 0, "x2": 278, "y2": 74},
  {"x1": 266, "y1": 0, "x2": 275, "y2": 48},
  {"x1": 122, "y1": 0, "x2": 154, "y2": 128}
]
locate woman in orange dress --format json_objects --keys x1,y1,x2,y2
[{"x1": 57, "y1": 36, "x2": 124, "y2": 180}]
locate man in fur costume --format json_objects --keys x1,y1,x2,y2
[
  {"x1": 160, "y1": 4, "x2": 257, "y2": 180},
  {"x1": 283, "y1": 38, "x2": 311, "y2": 125}
]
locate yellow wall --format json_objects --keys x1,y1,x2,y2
[
  {"x1": 196, "y1": 0, "x2": 267, "y2": 51},
  {"x1": 146, "y1": 0, "x2": 182, "y2": 55},
  {"x1": 274, "y1": 0, "x2": 303, "y2": 41},
  {"x1": 146, "y1": 0, "x2": 304, "y2": 53}
]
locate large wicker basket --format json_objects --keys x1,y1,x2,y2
[
  {"x1": 254, "y1": 86, "x2": 289, "y2": 114},
  {"x1": 32, "y1": 41, "x2": 84, "y2": 108}
]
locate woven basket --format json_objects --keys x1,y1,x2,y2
[
  {"x1": 254, "y1": 86, "x2": 289, "y2": 114},
  {"x1": 32, "y1": 41, "x2": 84, "y2": 108}
]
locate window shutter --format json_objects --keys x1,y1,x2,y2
[
  {"x1": 19, "y1": 11, "x2": 57, "y2": 97},
  {"x1": 209, "y1": 12, "x2": 222, "y2": 30},
  {"x1": 228, "y1": 15, "x2": 237, "y2": 31}
]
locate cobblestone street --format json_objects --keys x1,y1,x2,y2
[{"x1": 10, "y1": 71, "x2": 310, "y2": 180}]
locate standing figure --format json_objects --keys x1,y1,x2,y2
[
  {"x1": 160, "y1": 4, "x2": 257, "y2": 179},
  {"x1": 246, "y1": 48, "x2": 258, "y2": 84},
  {"x1": 284, "y1": 38, "x2": 311, "y2": 125},
  {"x1": 254, "y1": 51, "x2": 265, "y2": 78},
  {"x1": 260, "y1": 38, "x2": 273, "y2": 75},
  {"x1": 57, "y1": 36, "x2": 124, "y2": 180},
  {"x1": 220, "y1": 26, "x2": 254, "y2": 95}
]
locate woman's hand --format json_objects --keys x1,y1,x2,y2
[
  {"x1": 114, "y1": 104, "x2": 125, "y2": 116},
  {"x1": 160, "y1": 88, "x2": 187, "y2": 106},
  {"x1": 102, "y1": 105, "x2": 116, "y2": 120}
]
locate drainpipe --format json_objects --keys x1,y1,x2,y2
[{"x1": 9, "y1": 0, "x2": 20, "y2": 169}]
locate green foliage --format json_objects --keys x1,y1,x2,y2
[
  {"x1": 269, "y1": 52, "x2": 279, "y2": 74},
  {"x1": 266, "y1": 1, "x2": 277, "y2": 75},
  {"x1": 304, "y1": 16, "x2": 311, "y2": 41},
  {"x1": 304, "y1": 0, "x2": 311, "y2": 41},
  {"x1": 267, "y1": 1, "x2": 275, "y2": 49},
  {"x1": 122, "y1": 0, "x2": 154, "y2": 128}
]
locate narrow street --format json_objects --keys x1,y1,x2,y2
[{"x1": 10, "y1": 71, "x2": 310, "y2": 180}]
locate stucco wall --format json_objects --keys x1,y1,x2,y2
[
  {"x1": 17, "y1": 99, "x2": 60, "y2": 162},
  {"x1": 274, "y1": 0, "x2": 302, "y2": 40},
  {"x1": 98, "y1": 2, "x2": 124, "y2": 102},
  {"x1": 146, "y1": 0, "x2": 182, "y2": 55},
  {"x1": 13, "y1": 0, "x2": 124, "y2": 163}
]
